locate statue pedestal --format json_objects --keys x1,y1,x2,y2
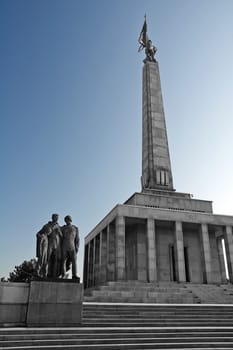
[{"x1": 27, "y1": 281, "x2": 83, "y2": 327}]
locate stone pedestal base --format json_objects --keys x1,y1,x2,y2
[
  {"x1": 27, "y1": 281, "x2": 83, "y2": 327},
  {"x1": 0, "y1": 282, "x2": 29, "y2": 326}
]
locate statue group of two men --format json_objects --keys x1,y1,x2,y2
[{"x1": 36, "y1": 214, "x2": 79, "y2": 279}]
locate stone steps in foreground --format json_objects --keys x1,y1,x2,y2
[
  {"x1": 1, "y1": 303, "x2": 233, "y2": 349},
  {"x1": 2, "y1": 328, "x2": 233, "y2": 349},
  {"x1": 82, "y1": 303, "x2": 233, "y2": 327}
]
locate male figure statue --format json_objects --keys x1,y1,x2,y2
[
  {"x1": 36, "y1": 213, "x2": 62, "y2": 278},
  {"x1": 61, "y1": 215, "x2": 79, "y2": 279},
  {"x1": 36, "y1": 224, "x2": 50, "y2": 278},
  {"x1": 46, "y1": 213, "x2": 63, "y2": 278},
  {"x1": 145, "y1": 39, "x2": 157, "y2": 62}
]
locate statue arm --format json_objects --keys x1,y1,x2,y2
[
  {"x1": 36, "y1": 225, "x2": 46, "y2": 257},
  {"x1": 57, "y1": 225, "x2": 63, "y2": 238},
  {"x1": 36, "y1": 235, "x2": 40, "y2": 258}
]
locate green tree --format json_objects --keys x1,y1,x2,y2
[{"x1": 8, "y1": 259, "x2": 37, "y2": 282}]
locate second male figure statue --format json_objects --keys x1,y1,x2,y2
[{"x1": 61, "y1": 215, "x2": 80, "y2": 279}]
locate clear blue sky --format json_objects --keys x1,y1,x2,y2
[{"x1": 1, "y1": 0, "x2": 233, "y2": 279}]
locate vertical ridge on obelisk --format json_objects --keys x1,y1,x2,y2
[{"x1": 139, "y1": 17, "x2": 174, "y2": 191}]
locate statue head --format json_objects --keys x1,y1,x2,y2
[
  {"x1": 64, "y1": 215, "x2": 72, "y2": 224},
  {"x1": 51, "y1": 213, "x2": 59, "y2": 223}
]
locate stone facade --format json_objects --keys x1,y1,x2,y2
[
  {"x1": 83, "y1": 58, "x2": 233, "y2": 289},
  {"x1": 84, "y1": 200, "x2": 233, "y2": 288}
]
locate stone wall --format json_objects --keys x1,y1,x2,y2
[
  {"x1": 0, "y1": 282, "x2": 29, "y2": 326},
  {"x1": 0, "y1": 281, "x2": 83, "y2": 327}
]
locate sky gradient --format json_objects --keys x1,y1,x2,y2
[{"x1": 1, "y1": 0, "x2": 233, "y2": 279}]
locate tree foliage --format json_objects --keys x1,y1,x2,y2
[
  {"x1": 8, "y1": 259, "x2": 37, "y2": 282},
  {"x1": 0, "y1": 277, "x2": 7, "y2": 282}
]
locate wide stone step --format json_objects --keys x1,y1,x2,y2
[
  {"x1": 84, "y1": 314, "x2": 233, "y2": 318},
  {"x1": 2, "y1": 331, "x2": 233, "y2": 340},
  {"x1": 83, "y1": 307, "x2": 233, "y2": 314},
  {"x1": 2, "y1": 328, "x2": 233, "y2": 335},
  {"x1": 84, "y1": 296, "x2": 197, "y2": 303},
  {"x1": 84, "y1": 303, "x2": 233, "y2": 308},
  {"x1": 105, "y1": 281, "x2": 184, "y2": 286},
  {"x1": 91, "y1": 291, "x2": 193, "y2": 297},
  {"x1": 3, "y1": 337, "x2": 233, "y2": 347},
  {"x1": 2, "y1": 342, "x2": 233, "y2": 349},
  {"x1": 82, "y1": 322, "x2": 233, "y2": 327},
  {"x1": 88, "y1": 286, "x2": 186, "y2": 292},
  {"x1": 82, "y1": 314, "x2": 233, "y2": 320},
  {"x1": 83, "y1": 304, "x2": 233, "y2": 311},
  {"x1": 2, "y1": 328, "x2": 233, "y2": 349}
]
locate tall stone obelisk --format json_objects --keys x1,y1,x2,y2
[{"x1": 139, "y1": 18, "x2": 174, "y2": 191}]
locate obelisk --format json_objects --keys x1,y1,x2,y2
[{"x1": 139, "y1": 18, "x2": 174, "y2": 191}]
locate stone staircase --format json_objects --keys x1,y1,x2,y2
[
  {"x1": 2, "y1": 283, "x2": 233, "y2": 349},
  {"x1": 1, "y1": 303, "x2": 233, "y2": 349},
  {"x1": 84, "y1": 281, "x2": 233, "y2": 304},
  {"x1": 185, "y1": 283, "x2": 233, "y2": 304},
  {"x1": 83, "y1": 303, "x2": 233, "y2": 327}
]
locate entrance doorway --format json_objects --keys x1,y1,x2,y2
[
  {"x1": 184, "y1": 247, "x2": 190, "y2": 282},
  {"x1": 125, "y1": 230, "x2": 137, "y2": 280},
  {"x1": 169, "y1": 245, "x2": 177, "y2": 281}
]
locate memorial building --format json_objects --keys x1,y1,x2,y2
[{"x1": 83, "y1": 19, "x2": 233, "y2": 289}]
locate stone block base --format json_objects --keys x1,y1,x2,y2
[
  {"x1": 0, "y1": 282, "x2": 29, "y2": 326},
  {"x1": 27, "y1": 281, "x2": 83, "y2": 327}
]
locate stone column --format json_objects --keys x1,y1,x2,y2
[
  {"x1": 137, "y1": 223, "x2": 147, "y2": 281},
  {"x1": 116, "y1": 216, "x2": 125, "y2": 280},
  {"x1": 175, "y1": 222, "x2": 186, "y2": 282},
  {"x1": 93, "y1": 235, "x2": 100, "y2": 285},
  {"x1": 100, "y1": 230, "x2": 107, "y2": 283},
  {"x1": 107, "y1": 223, "x2": 116, "y2": 281},
  {"x1": 217, "y1": 236, "x2": 227, "y2": 283},
  {"x1": 199, "y1": 224, "x2": 212, "y2": 283},
  {"x1": 223, "y1": 226, "x2": 233, "y2": 283},
  {"x1": 92, "y1": 237, "x2": 96, "y2": 286},
  {"x1": 87, "y1": 240, "x2": 93, "y2": 287},
  {"x1": 147, "y1": 218, "x2": 157, "y2": 282}
]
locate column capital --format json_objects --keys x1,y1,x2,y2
[{"x1": 175, "y1": 221, "x2": 183, "y2": 232}]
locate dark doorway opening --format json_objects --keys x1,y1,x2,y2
[
  {"x1": 169, "y1": 245, "x2": 177, "y2": 281},
  {"x1": 184, "y1": 247, "x2": 190, "y2": 282}
]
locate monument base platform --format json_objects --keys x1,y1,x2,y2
[{"x1": 27, "y1": 281, "x2": 83, "y2": 327}]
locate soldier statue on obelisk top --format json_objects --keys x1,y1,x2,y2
[{"x1": 138, "y1": 15, "x2": 157, "y2": 62}]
